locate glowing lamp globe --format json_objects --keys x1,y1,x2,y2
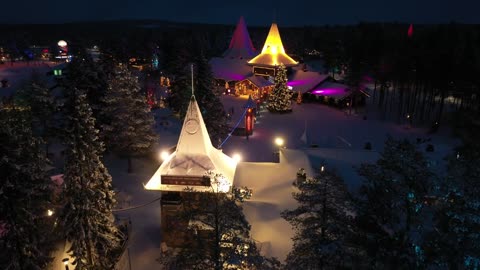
[
  {"x1": 274, "y1": 137, "x2": 284, "y2": 147},
  {"x1": 232, "y1": 153, "x2": 242, "y2": 163},
  {"x1": 57, "y1": 40, "x2": 67, "y2": 47},
  {"x1": 160, "y1": 151, "x2": 170, "y2": 161}
]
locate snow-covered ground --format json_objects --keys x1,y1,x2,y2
[
  {"x1": 109, "y1": 94, "x2": 458, "y2": 266},
  {"x1": 0, "y1": 61, "x2": 57, "y2": 98},
  {"x1": 3, "y1": 64, "x2": 458, "y2": 267}
]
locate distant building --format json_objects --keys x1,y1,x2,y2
[{"x1": 208, "y1": 18, "x2": 365, "y2": 106}]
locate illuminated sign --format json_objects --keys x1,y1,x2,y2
[{"x1": 161, "y1": 175, "x2": 211, "y2": 186}]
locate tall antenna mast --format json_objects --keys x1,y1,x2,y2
[{"x1": 191, "y1": 64, "x2": 194, "y2": 96}]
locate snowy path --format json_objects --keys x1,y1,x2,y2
[{"x1": 107, "y1": 155, "x2": 163, "y2": 270}]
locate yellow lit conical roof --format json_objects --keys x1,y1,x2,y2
[{"x1": 248, "y1": 23, "x2": 298, "y2": 67}]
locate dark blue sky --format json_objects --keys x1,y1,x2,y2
[{"x1": 2, "y1": 0, "x2": 478, "y2": 26}]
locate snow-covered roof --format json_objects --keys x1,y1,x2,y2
[
  {"x1": 248, "y1": 23, "x2": 298, "y2": 67},
  {"x1": 209, "y1": 57, "x2": 252, "y2": 82},
  {"x1": 287, "y1": 69, "x2": 329, "y2": 94},
  {"x1": 233, "y1": 149, "x2": 315, "y2": 261},
  {"x1": 240, "y1": 76, "x2": 274, "y2": 89},
  {"x1": 145, "y1": 96, "x2": 237, "y2": 192},
  {"x1": 223, "y1": 17, "x2": 257, "y2": 60}
]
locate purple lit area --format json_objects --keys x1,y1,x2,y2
[
  {"x1": 311, "y1": 88, "x2": 348, "y2": 97},
  {"x1": 210, "y1": 57, "x2": 252, "y2": 81},
  {"x1": 287, "y1": 79, "x2": 316, "y2": 87},
  {"x1": 214, "y1": 70, "x2": 247, "y2": 81},
  {"x1": 311, "y1": 81, "x2": 350, "y2": 99}
]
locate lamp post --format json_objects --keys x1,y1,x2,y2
[{"x1": 274, "y1": 137, "x2": 284, "y2": 162}]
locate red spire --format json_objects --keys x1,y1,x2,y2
[
  {"x1": 408, "y1": 24, "x2": 414, "y2": 38},
  {"x1": 223, "y1": 16, "x2": 256, "y2": 59}
]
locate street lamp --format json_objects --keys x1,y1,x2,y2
[
  {"x1": 274, "y1": 137, "x2": 284, "y2": 162},
  {"x1": 232, "y1": 153, "x2": 242, "y2": 163},
  {"x1": 47, "y1": 209, "x2": 54, "y2": 217},
  {"x1": 160, "y1": 151, "x2": 170, "y2": 161},
  {"x1": 62, "y1": 258, "x2": 69, "y2": 270},
  {"x1": 274, "y1": 137, "x2": 284, "y2": 147}
]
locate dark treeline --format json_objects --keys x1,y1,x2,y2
[
  {"x1": 2, "y1": 21, "x2": 479, "y2": 128},
  {"x1": 297, "y1": 23, "x2": 480, "y2": 128}
]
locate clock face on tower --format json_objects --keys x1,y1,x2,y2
[{"x1": 185, "y1": 119, "x2": 199, "y2": 134}]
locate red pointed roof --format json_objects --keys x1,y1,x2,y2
[
  {"x1": 408, "y1": 24, "x2": 414, "y2": 37},
  {"x1": 223, "y1": 16, "x2": 256, "y2": 59}
]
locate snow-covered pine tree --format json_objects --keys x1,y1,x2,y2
[
  {"x1": 165, "y1": 42, "x2": 192, "y2": 118},
  {"x1": 0, "y1": 110, "x2": 55, "y2": 269},
  {"x1": 355, "y1": 137, "x2": 433, "y2": 269},
  {"x1": 267, "y1": 64, "x2": 292, "y2": 113},
  {"x1": 101, "y1": 64, "x2": 157, "y2": 173},
  {"x1": 15, "y1": 74, "x2": 56, "y2": 152},
  {"x1": 194, "y1": 54, "x2": 228, "y2": 145},
  {"x1": 281, "y1": 169, "x2": 358, "y2": 269},
  {"x1": 424, "y1": 144, "x2": 480, "y2": 269},
  {"x1": 61, "y1": 88, "x2": 120, "y2": 269},
  {"x1": 158, "y1": 173, "x2": 281, "y2": 270},
  {"x1": 62, "y1": 50, "x2": 109, "y2": 128}
]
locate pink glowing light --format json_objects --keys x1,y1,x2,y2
[
  {"x1": 311, "y1": 88, "x2": 348, "y2": 97},
  {"x1": 287, "y1": 79, "x2": 316, "y2": 87},
  {"x1": 408, "y1": 24, "x2": 413, "y2": 37}
]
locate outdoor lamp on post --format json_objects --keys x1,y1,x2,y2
[
  {"x1": 62, "y1": 258, "x2": 69, "y2": 270},
  {"x1": 274, "y1": 137, "x2": 284, "y2": 162}
]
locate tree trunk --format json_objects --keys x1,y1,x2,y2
[
  {"x1": 214, "y1": 194, "x2": 221, "y2": 270},
  {"x1": 378, "y1": 82, "x2": 385, "y2": 109},
  {"x1": 86, "y1": 236, "x2": 95, "y2": 267},
  {"x1": 420, "y1": 84, "x2": 428, "y2": 122},
  {"x1": 127, "y1": 156, "x2": 133, "y2": 173},
  {"x1": 398, "y1": 84, "x2": 404, "y2": 124},
  {"x1": 437, "y1": 90, "x2": 447, "y2": 122}
]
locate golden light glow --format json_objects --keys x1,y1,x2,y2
[
  {"x1": 47, "y1": 209, "x2": 54, "y2": 216},
  {"x1": 275, "y1": 137, "x2": 284, "y2": 147},
  {"x1": 57, "y1": 40, "x2": 67, "y2": 47},
  {"x1": 248, "y1": 23, "x2": 298, "y2": 67},
  {"x1": 232, "y1": 153, "x2": 242, "y2": 163},
  {"x1": 160, "y1": 151, "x2": 170, "y2": 161}
]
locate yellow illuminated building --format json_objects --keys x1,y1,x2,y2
[{"x1": 248, "y1": 23, "x2": 298, "y2": 68}]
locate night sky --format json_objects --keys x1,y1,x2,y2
[{"x1": 1, "y1": 0, "x2": 479, "y2": 26}]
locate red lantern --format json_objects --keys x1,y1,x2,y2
[{"x1": 245, "y1": 108, "x2": 254, "y2": 135}]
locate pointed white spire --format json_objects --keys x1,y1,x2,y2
[
  {"x1": 191, "y1": 64, "x2": 194, "y2": 96},
  {"x1": 145, "y1": 70, "x2": 237, "y2": 192}
]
